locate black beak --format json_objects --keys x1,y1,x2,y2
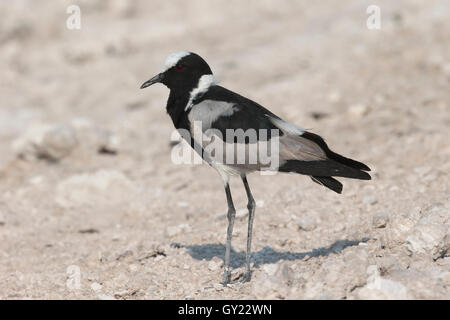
[{"x1": 140, "y1": 73, "x2": 164, "y2": 89}]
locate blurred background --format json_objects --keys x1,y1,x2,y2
[{"x1": 0, "y1": 0, "x2": 448, "y2": 299}]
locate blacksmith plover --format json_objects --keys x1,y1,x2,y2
[{"x1": 140, "y1": 51, "x2": 371, "y2": 284}]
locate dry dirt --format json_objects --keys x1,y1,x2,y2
[{"x1": 0, "y1": 0, "x2": 449, "y2": 299}]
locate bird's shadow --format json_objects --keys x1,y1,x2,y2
[{"x1": 172, "y1": 237, "x2": 370, "y2": 269}]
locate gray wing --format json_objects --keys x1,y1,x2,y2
[{"x1": 187, "y1": 99, "x2": 327, "y2": 173}]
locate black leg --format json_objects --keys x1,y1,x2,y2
[
  {"x1": 223, "y1": 182, "x2": 236, "y2": 285},
  {"x1": 242, "y1": 175, "x2": 256, "y2": 282}
]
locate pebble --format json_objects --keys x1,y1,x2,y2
[
  {"x1": 166, "y1": 225, "x2": 182, "y2": 237},
  {"x1": 363, "y1": 195, "x2": 378, "y2": 205},
  {"x1": 207, "y1": 257, "x2": 223, "y2": 271},
  {"x1": 297, "y1": 216, "x2": 316, "y2": 231},
  {"x1": 348, "y1": 103, "x2": 370, "y2": 119},
  {"x1": 91, "y1": 282, "x2": 102, "y2": 292},
  {"x1": 355, "y1": 265, "x2": 411, "y2": 299},
  {"x1": 406, "y1": 219, "x2": 449, "y2": 259},
  {"x1": 262, "y1": 264, "x2": 279, "y2": 276},
  {"x1": 236, "y1": 208, "x2": 248, "y2": 219},
  {"x1": 129, "y1": 264, "x2": 138, "y2": 272},
  {"x1": 147, "y1": 285, "x2": 158, "y2": 293},
  {"x1": 372, "y1": 211, "x2": 390, "y2": 228},
  {"x1": 13, "y1": 124, "x2": 78, "y2": 161},
  {"x1": 55, "y1": 170, "x2": 135, "y2": 208}
]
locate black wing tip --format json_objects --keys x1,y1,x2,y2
[
  {"x1": 358, "y1": 170, "x2": 372, "y2": 180},
  {"x1": 311, "y1": 176, "x2": 343, "y2": 194},
  {"x1": 357, "y1": 162, "x2": 371, "y2": 172}
]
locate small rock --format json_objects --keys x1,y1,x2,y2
[
  {"x1": 207, "y1": 257, "x2": 223, "y2": 271},
  {"x1": 207, "y1": 261, "x2": 219, "y2": 271},
  {"x1": 13, "y1": 124, "x2": 78, "y2": 161},
  {"x1": 382, "y1": 211, "x2": 418, "y2": 248},
  {"x1": 137, "y1": 248, "x2": 166, "y2": 262},
  {"x1": 116, "y1": 250, "x2": 133, "y2": 261},
  {"x1": 348, "y1": 103, "x2": 370, "y2": 119},
  {"x1": 406, "y1": 219, "x2": 449, "y2": 259},
  {"x1": 29, "y1": 176, "x2": 44, "y2": 185},
  {"x1": 166, "y1": 224, "x2": 190, "y2": 237},
  {"x1": 256, "y1": 200, "x2": 265, "y2": 207},
  {"x1": 91, "y1": 282, "x2": 102, "y2": 292},
  {"x1": 166, "y1": 225, "x2": 181, "y2": 237},
  {"x1": 177, "y1": 201, "x2": 189, "y2": 208},
  {"x1": 262, "y1": 264, "x2": 279, "y2": 276},
  {"x1": 373, "y1": 211, "x2": 390, "y2": 228},
  {"x1": 55, "y1": 170, "x2": 135, "y2": 208},
  {"x1": 70, "y1": 118, "x2": 120, "y2": 155},
  {"x1": 213, "y1": 283, "x2": 224, "y2": 291},
  {"x1": 78, "y1": 228, "x2": 99, "y2": 234},
  {"x1": 414, "y1": 166, "x2": 431, "y2": 177},
  {"x1": 113, "y1": 290, "x2": 129, "y2": 298},
  {"x1": 297, "y1": 216, "x2": 316, "y2": 231},
  {"x1": 328, "y1": 90, "x2": 341, "y2": 103},
  {"x1": 147, "y1": 285, "x2": 158, "y2": 293},
  {"x1": 236, "y1": 208, "x2": 248, "y2": 219},
  {"x1": 97, "y1": 132, "x2": 119, "y2": 155},
  {"x1": 253, "y1": 263, "x2": 292, "y2": 299},
  {"x1": 363, "y1": 195, "x2": 378, "y2": 205},
  {"x1": 355, "y1": 265, "x2": 411, "y2": 299}
]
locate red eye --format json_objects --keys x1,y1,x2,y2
[{"x1": 176, "y1": 64, "x2": 185, "y2": 71}]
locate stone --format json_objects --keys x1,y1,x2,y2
[
  {"x1": 406, "y1": 219, "x2": 449, "y2": 259},
  {"x1": 166, "y1": 224, "x2": 190, "y2": 237},
  {"x1": 297, "y1": 216, "x2": 316, "y2": 231},
  {"x1": 91, "y1": 282, "x2": 102, "y2": 292},
  {"x1": 70, "y1": 118, "x2": 120, "y2": 155},
  {"x1": 207, "y1": 257, "x2": 223, "y2": 271},
  {"x1": 355, "y1": 265, "x2": 411, "y2": 299},
  {"x1": 13, "y1": 124, "x2": 78, "y2": 161},
  {"x1": 236, "y1": 208, "x2": 249, "y2": 219},
  {"x1": 262, "y1": 264, "x2": 279, "y2": 276},
  {"x1": 363, "y1": 195, "x2": 378, "y2": 205},
  {"x1": 166, "y1": 225, "x2": 182, "y2": 237},
  {"x1": 55, "y1": 169, "x2": 135, "y2": 208},
  {"x1": 382, "y1": 214, "x2": 417, "y2": 248},
  {"x1": 348, "y1": 103, "x2": 370, "y2": 119},
  {"x1": 373, "y1": 211, "x2": 390, "y2": 228},
  {"x1": 252, "y1": 263, "x2": 293, "y2": 299}
]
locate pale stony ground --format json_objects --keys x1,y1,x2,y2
[{"x1": 0, "y1": 0, "x2": 449, "y2": 299}]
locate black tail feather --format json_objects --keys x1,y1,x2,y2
[
  {"x1": 279, "y1": 160, "x2": 371, "y2": 180},
  {"x1": 301, "y1": 132, "x2": 371, "y2": 172},
  {"x1": 311, "y1": 176, "x2": 343, "y2": 194}
]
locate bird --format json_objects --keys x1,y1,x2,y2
[{"x1": 140, "y1": 51, "x2": 371, "y2": 284}]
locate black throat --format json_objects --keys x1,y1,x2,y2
[{"x1": 166, "y1": 89, "x2": 191, "y2": 130}]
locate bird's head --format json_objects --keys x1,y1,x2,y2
[{"x1": 140, "y1": 51, "x2": 215, "y2": 92}]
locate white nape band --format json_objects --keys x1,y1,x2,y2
[
  {"x1": 268, "y1": 116, "x2": 305, "y2": 135},
  {"x1": 163, "y1": 51, "x2": 190, "y2": 71},
  {"x1": 185, "y1": 74, "x2": 217, "y2": 111}
]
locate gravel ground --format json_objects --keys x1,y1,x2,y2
[{"x1": 0, "y1": 0, "x2": 449, "y2": 299}]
